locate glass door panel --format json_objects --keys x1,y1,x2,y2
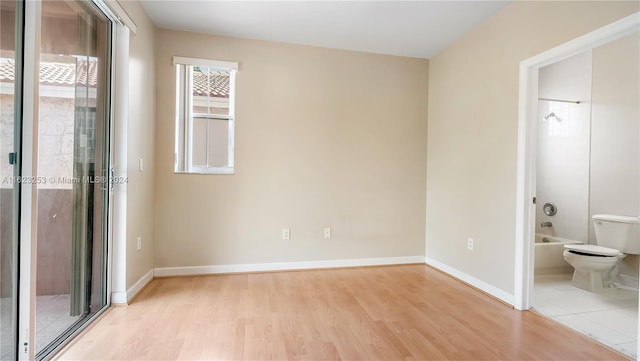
[
  {"x1": 0, "y1": 0, "x2": 23, "y2": 359},
  {"x1": 36, "y1": 0, "x2": 111, "y2": 357}
]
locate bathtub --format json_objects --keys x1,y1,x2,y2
[{"x1": 534, "y1": 234, "x2": 582, "y2": 275}]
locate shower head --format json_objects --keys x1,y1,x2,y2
[{"x1": 544, "y1": 112, "x2": 561, "y2": 121}]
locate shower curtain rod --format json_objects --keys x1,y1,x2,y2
[{"x1": 538, "y1": 97, "x2": 581, "y2": 104}]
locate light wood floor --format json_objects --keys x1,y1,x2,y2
[{"x1": 56, "y1": 265, "x2": 628, "y2": 360}]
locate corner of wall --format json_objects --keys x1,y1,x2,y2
[{"x1": 119, "y1": 0, "x2": 157, "y2": 292}]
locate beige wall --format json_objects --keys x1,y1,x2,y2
[
  {"x1": 426, "y1": 2, "x2": 639, "y2": 294},
  {"x1": 120, "y1": 1, "x2": 156, "y2": 289},
  {"x1": 154, "y1": 29, "x2": 429, "y2": 267}
]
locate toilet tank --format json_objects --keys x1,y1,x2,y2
[{"x1": 592, "y1": 214, "x2": 640, "y2": 254}]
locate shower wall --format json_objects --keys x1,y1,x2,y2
[
  {"x1": 536, "y1": 51, "x2": 592, "y2": 243},
  {"x1": 537, "y1": 33, "x2": 640, "y2": 278},
  {"x1": 590, "y1": 33, "x2": 640, "y2": 240},
  {"x1": 590, "y1": 33, "x2": 640, "y2": 278}
]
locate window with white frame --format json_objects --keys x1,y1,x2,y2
[{"x1": 174, "y1": 56, "x2": 237, "y2": 174}]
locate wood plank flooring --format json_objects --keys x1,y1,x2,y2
[{"x1": 56, "y1": 265, "x2": 628, "y2": 360}]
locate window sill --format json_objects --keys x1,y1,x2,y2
[{"x1": 175, "y1": 167, "x2": 235, "y2": 175}]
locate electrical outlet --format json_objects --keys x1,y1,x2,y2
[
  {"x1": 282, "y1": 228, "x2": 290, "y2": 240},
  {"x1": 467, "y1": 238, "x2": 474, "y2": 250},
  {"x1": 323, "y1": 227, "x2": 331, "y2": 239},
  {"x1": 137, "y1": 236, "x2": 142, "y2": 250}
]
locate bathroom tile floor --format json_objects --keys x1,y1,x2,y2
[{"x1": 534, "y1": 274, "x2": 638, "y2": 359}]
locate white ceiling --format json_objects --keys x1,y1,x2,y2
[{"x1": 139, "y1": 1, "x2": 511, "y2": 59}]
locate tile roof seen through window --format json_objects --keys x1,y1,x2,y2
[
  {"x1": 192, "y1": 69, "x2": 230, "y2": 98},
  {"x1": 0, "y1": 57, "x2": 99, "y2": 87},
  {"x1": 0, "y1": 58, "x2": 230, "y2": 98}
]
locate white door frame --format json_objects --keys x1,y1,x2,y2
[
  {"x1": 514, "y1": 12, "x2": 640, "y2": 311},
  {"x1": 19, "y1": 1, "x2": 41, "y2": 359}
]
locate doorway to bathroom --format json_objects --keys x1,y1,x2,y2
[
  {"x1": 514, "y1": 11, "x2": 640, "y2": 360},
  {"x1": 532, "y1": 43, "x2": 638, "y2": 358}
]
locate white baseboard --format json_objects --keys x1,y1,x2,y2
[
  {"x1": 154, "y1": 255, "x2": 425, "y2": 277},
  {"x1": 127, "y1": 269, "x2": 154, "y2": 301},
  {"x1": 425, "y1": 256, "x2": 515, "y2": 306},
  {"x1": 111, "y1": 268, "x2": 154, "y2": 305}
]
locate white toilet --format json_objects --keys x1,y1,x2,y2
[{"x1": 563, "y1": 214, "x2": 640, "y2": 292}]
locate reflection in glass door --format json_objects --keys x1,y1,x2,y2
[
  {"x1": 35, "y1": 0, "x2": 111, "y2": 357},
  {"x1": 0, "y1": 0, "x2": 23, "y2": 359}
]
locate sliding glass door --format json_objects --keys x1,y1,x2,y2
[
  {"x1": 0, "y1": 0, "x2": 115, "y2": 358},
  {"x1": 35, "y1": 0, "x2": 112, "y2": 357}
]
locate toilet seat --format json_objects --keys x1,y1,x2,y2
[{"x1": 564, "y1": 244, "x2": 620, "y2": 257}]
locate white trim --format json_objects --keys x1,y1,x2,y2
[
  {"x1": 175, "y1": 65, "x2": 186, "y2": 171},
  {"x1": 514, "y1": 63, "x2": 539, "y2": 311},
  {"x1": 521, "y1": 12, "x2": 639, "y2": 70},
  {"x1": 192, "y1": 97, "x2": 229, "y2": 109},
  {"x1": 112, "y1": 268, "x2": 154, "y2": 305},
  {"x1": 127, "y1": 269, "x2": 154, "y2": 301},
  {"x1": 228, "y1": 70, "x2": 236, "y2": 168},
  {"x1": 109, "y1": 269, "x2": 155, "y2": 305},
  {"x1": 184, "y1": 166, "x2": 235, "y2": 175},
  {"x1": 102, "y1": 0, "x2": 137, "y2": 35},
  {"x1": 154, "y1": 256, "x2": 425, "y2": 277},
  {"x1": 19, "y1": 2, "x2": 40, "y2": 359},
  {"x1": 173, "y1": 56, "x2": 238, "y2": 70},
  {"x1": 104, "y1": 20, "x2": 117, "y2": 313},
  {"x1": 110, "y1": 24, "x2": 129, "y2": 304},
  {"x1": 110, "y1": 291, "x2": 127, "y2": 305},
  {"x1": 425, "y1": 257, "x2": 515, "y2": 307},
  {"x1": 514, "y1": 12, "x2": 640, "y2": 311},
  {"x1": 192, "y1": 113, "x2": 232, "y2": 120},
  {"x1": 186, "y1": 65, "x2": 193, "y2": 169}
]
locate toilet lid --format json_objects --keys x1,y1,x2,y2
[{"x1": 564, "y1": 244, "x2": 620, "y2": 257}]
